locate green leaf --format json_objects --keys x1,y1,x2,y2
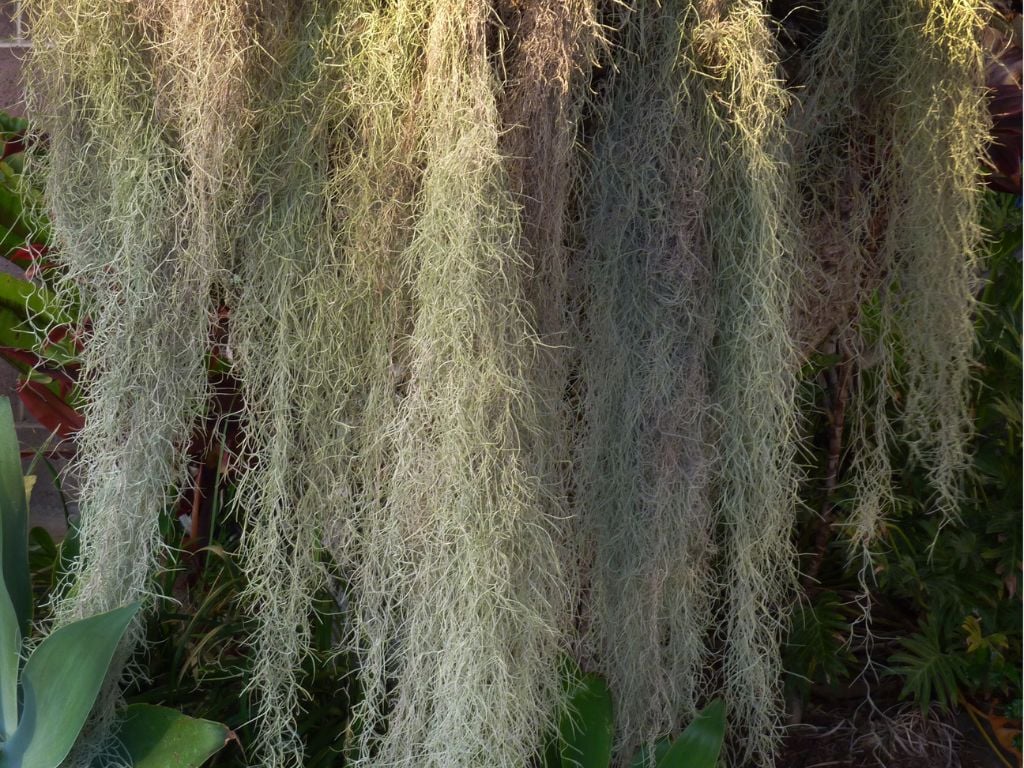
[
  {"x1": 629, "y1": 739, "x2": 670, "y2": 768},
  {"x1": 0, "y1": 187, "x2": 25, "y2": 239},
  {"x1": 0, "y1": 273, "x2": 68, "y2": 328},
  {"x1": 656, "y1": 699, "x2": 726, "y2": 768},
  {"x1": 887, "y1": 623, "x2": 967, "y2": 713},
  {"x1": 559, "y1": 673, "x2": 613, "y2": 768},
  {"x1": 540, "y1": 729, "x2": 563, "y2": 768},
  {"x1": 0, "y1": 224, "x2": 25, "y2": 261},
  {"x1": 0, "y1": 574, "x2": 18, "y2": 739},
  {"x1": 0, "y1": 603, "x2": 139, "y2": 768},
  {"x1": 0, "y1": 306, "x2": 36, "y2": 355},
  {"x1": 109, "y1": 704, "x2": 229, "y2": 768},
  {"x1": 0, "y1": 397, "x2": 29, "y2": 636}
]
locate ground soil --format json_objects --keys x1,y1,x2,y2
[{"x1": 776, "y1": 698, "x2": 1018, "y2": 768}]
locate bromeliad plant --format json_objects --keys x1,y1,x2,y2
[
  {"x1": 0, "y1": 397, "x2": 229, "y2": 768},
  {"x1": 0, "y1": 113, "x2": 81, "y2": 440}
]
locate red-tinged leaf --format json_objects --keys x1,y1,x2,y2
[
  {"x1": 0, "y1": 347, "x2": 41, "y2": 370},
  {"x1": 9, "y1": 244, "x2": 53, "y2": 276},
  {"x1": 5, "y1": 249, "x2": 29, "y2": 270},
  {"x1": 46, "y1": 324, "x2": 70, "y2": 346},
  {"x1": 16, "y1": 379, "x2": 83, "y2": 438},
  {"x1": 1, "y1": 138, "x2": 24, "y2": 160}
]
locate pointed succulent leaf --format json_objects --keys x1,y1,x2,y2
[
  {"x1": 0, "y1": 397, "x2": 29, "y2": 636},
  {"x1": 0, "y1": 603, "x2": 139, "y2": 768},
  {"x1": 656, "y1": 699, "x2": 726, "y2": 768},
  {"x1": 0, "y1": 578, "x2": 18, "y2": 739},
  {"x1": 109, "y1": 704, "x2": 230, "y2": 768}
]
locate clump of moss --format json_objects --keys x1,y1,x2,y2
[
  {"x1": 688, "y1": 3, "x2": 801, "y2": 761},
  {"x1": 576, "y1": 0, "x2": 717, "y2": 752},
  {"x1": 790, "y1": 0, "x2": 989, "y2": 551},
  {"x1": 22, "y1": 0, "x2": 993, "y2": 765},
  {"x1": 577, "y1": 2, "x2": 800, "y2": 761}
]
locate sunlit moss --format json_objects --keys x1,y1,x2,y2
[{"x1": 22, "y1": 0, "x2": 990, "y2": 765}]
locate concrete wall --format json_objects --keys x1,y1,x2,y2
[{"x1": 0, "y1": 1, "x2": 27, "y2": 116}]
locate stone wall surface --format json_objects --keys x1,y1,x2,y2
[{"x1": 0, "y1": 1, "x2": 26, "y2": 115}]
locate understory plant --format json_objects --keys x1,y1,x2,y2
[
  {"x1": 785, "y1": 190, "x2": 1023, "y2": 760},
  {"x1": 544, "y1": 672, "x2": 726, "y2": 768},
  {"x1": 0, "y1": 396, "x2": 229, "y2": 768}
]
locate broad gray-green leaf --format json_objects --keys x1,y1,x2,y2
[
  {"x1": 112, "y1": 704, "x2": 229, "y2": 768},
  {"x1": 559, "y1": 673, "x2": 613, "y2": 768},
  {"x1": 656, "y1": 699, "x2": 726, "y2": 768},
  {"x1": 0, "y1": 397, "x2": 29, "y2": 635},
  {"x1": 0, "y1": 580, "x2": 18, "y2": 739},
  {"x1": 0, "y1": 603, "x2": 139, "y2": 768}
]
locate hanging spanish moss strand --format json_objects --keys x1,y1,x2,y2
[
  {"x1": 23, "y1": 0, "x2": 196, "y2": 621},
  {"x1": 687, "y1": 1, "x2": 801, "y2": 762},
  {"x1": 320, "y1": 1, "x2": 431, "y2": 762},
  {"x1": 791, "y1": 0, "x2": 990, "y2": 550},
  {"x1": 787, "y1": 0, "x2": 894, "y2": 561},
  {"x1": 327, "y1": 0, "x2": 427, "y2": 572},
  {"x1": 24, "y1": 0, "x2": 251, "y2": 644},
  {"x1": 881, "y1": 0, "x2": 988, "y2": 522},
  {"x1": 352, "y1": 2, "x2": 569, "y2": 764},
  {"x1": 495, "y1": 0, "x2": 599, "y2": 670},
  {"x1": 23, "y1": 1, "x2": 256, "y2": 762},
  {"x1": 788, "y1": 1, "x2": 887, "y2": 358},
  {"x1": 576, "y1": 2, "x2": 717, "y2": 754},
  {"x1": 227, "y1": 5, "x2": 362, "y2": 765}
]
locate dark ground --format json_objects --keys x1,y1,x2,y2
[{"x1": 776, "y1": 699, "x2": 1019, "y2": 768}]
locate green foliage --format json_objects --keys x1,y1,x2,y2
[
  {"x1": 543, "y1": 672, "x2": 725, "y2": 768},
  {"x1": 557, "y1": 674, "x2": 614, "y2": 768},
  {"x1": 653, "y1": 700, "x2": 726, "y2": 768},
  {"x1": 111, "y1": 704, "x2": 230, "y2": 768},
  {"x1": 786, "y1": 191, "x2": 1023, "y2": 717},
  {"x1": 3, "y1": 603, "x2": 140, "y2": 768},
  {"x1": 783, "y1": 591, "x2": 857, "y2": 701},
  {"x1": 887, "y1": 618, "x2": 969, "y2": 713},
  {"x1": 0, "y1": 400, "x2": 29, "y2": 636},
  {"x1": 134, "y1": 517, "x2": 353, "y2": 768},
  {"x1": 0, "y1": 397, "x2": 229, "y2": 768}
]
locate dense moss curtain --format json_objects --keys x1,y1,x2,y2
[{"x1": 24, "y1": 0, "x2": 989, "y2": 765}]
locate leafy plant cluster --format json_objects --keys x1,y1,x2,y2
[
  {"x1": 786, "y1": 190, "x2": 1023, "y2": 757},
  {"x1": 0, "y1": 395, "x2": 229, "y2": 768}
]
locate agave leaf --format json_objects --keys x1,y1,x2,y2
[
  {"x1": 0, "y1": 603, "x2": 139, "y2": 768},
  {"x1": 109, "y1": 704, "x2": 230, "y2": 768},
  {"x1": 0, "y1": 577, "x2": 18, "y2": 739},
  {"x1": 0, "y1": 397, "x2": 29, "y2": 636},
  {"x1": 559, "y1": 673, "x2": 613, "y2": 768},
  {"x1": 656, "y1": 699, "x2": 726, "y2": 768}
]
